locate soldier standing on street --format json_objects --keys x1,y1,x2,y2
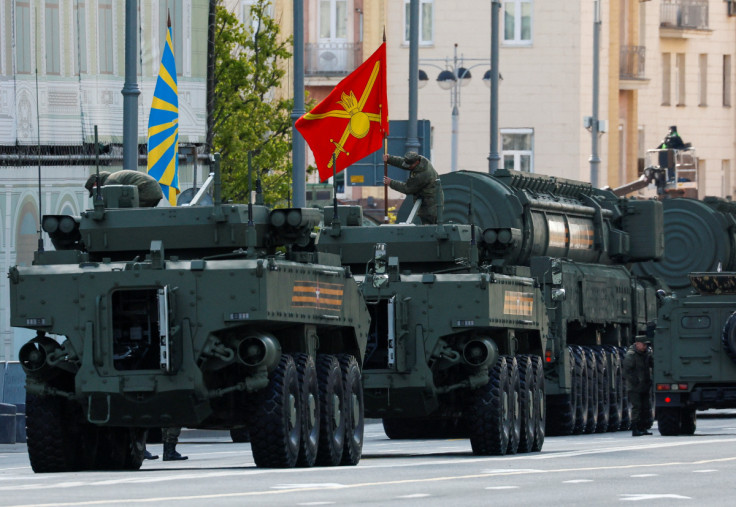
[
  {"x1": 383, "y1": 152, "x2": 442, "y2": 225},
  {"x1": 162, "y1": 427, "x2": 188, "y2": 461},
  {"x1": 623, "y1": 336, "x2": 654, "y2": 437},
  {"x1": 85, "y1": 170, "x2": 165, "y2": 207}
]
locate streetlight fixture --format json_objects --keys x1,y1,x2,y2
[{"x1": 420, "y1": 44, "x2": 490, "y2": 172}]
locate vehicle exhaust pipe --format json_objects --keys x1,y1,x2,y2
[
  {"x1": 236, "y1": 333, "x2": 281, "y2": 371},
  {"x1": 19, "y1": 337, "x2": 63, "y2": 380},
  {"x1": 462, "y1": 338, "x2": 498, "y2": 369}
]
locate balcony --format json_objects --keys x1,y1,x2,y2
[
  {"x1": 620, "y1": 45, "x2": 646, "y2": 81},
  {"x1": 305, "y1": 42, "x2": 361, "y2": 78},
  {"x1": 660, "y1": 0, "x2": 711, "y2": 38}
]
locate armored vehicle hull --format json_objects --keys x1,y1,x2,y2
[
  {"x1": 653, "y1": 272, "x2": 736, "y2": 436},
  {"x1": 9, "y1": 172, "x2": 370, "y2": 472}
]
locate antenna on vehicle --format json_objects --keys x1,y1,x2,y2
[
  {"x1": 246, "y1": 151, "x2": 257, "y2": 257},
  {"x1": 469, "y1": 181, "x2": 478, "y2": 269},
  {"x1": 330, "y1": 153, "x2": 341, "y2": 236},
  {"x1": 35, "y1": 45, "x2": 43, "y2": 253}
]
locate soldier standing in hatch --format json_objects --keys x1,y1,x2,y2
[
  {"x1": 383, "y1": 152, "x2": 442, "y2": 224},
  {"x1": 623, "y1": 336, "x2": 654, "y2": 437},
  {"x1": 85, "y1": 170, "x2": 164, "y2": 207}
]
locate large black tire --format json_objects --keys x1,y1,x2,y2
[
  {"x1": 250, "y1": 354, "x2": 301, "y2": 468},
  {"x1": 545, "y1": 347, "x2": 575, "y2": 436},
  {"x1": 338, "y1": 354, "x2": 364, "y2": 466},
  {"x1": 722, "y1": 311, "x2": 736, "y2": 363},
  {"x1": 26, "y1": 393, "x2": 81, "y2": 473},
  {"x1": 315, "y1": 354, "x2": 345, "y2": 466},
  {"x1": 295, "y1": 354, "x2": 320, "y2": 468},
  {"x1": 593, "y1": 348, "x2": 610, "y2": 433},
  {"x1": 583, "y1": 348, "x2": 598, "y2": 434},
  {"x1": 505, "y1": 356, "x2": 521, "y2": 455},
  {"x1": 382, "y1": 418, "x2": 415, "y2": 439},
  {"x1": 230, "y1": 428, "x2": 250, "y2": 443},
  {"x1": 679, "y1": 408, "x2": 696, "y2": 435},
  {"x1": 603, "y1": 345, "x2": 623, "y2": 432},
  {"x1": 657, "y1": 406, "x2": 681, "y2": 436},
  {"x1": 94, "y1": 427, "x2": 145, "y2": 471},
  {"x1": 468, "y1": 356, "x2": 510, "y2": 455},
  {"x1": 531, "y1": 355, "x2": 545, "y2": 452},
  {"x1": 572, "y1": 346, "x2": 588, "y2": 435},
  {"x1": 516, "y1": 355, "x2": 535, "y2": 454}
]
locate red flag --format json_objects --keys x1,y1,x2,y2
[{"x1": 296, "y1": 43, "x2": 389, "y2": 182}]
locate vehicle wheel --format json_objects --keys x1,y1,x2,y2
[
  {"x1": 722, "y1": 311, "x2": 736, "y2": 362},
  {"x1": 619, "y1": 347, "x2": 632, "y2": 431},
  {"x1": 505, "y1": 356, "x2": 521, "y2": 455},
  {"x1": 467, "y1": 356, "x2": 509, "y2": 456},
  {"x1": 294, "y1": 354, "x2": 320, "y2": 467},
  {"x1": 679, "y1": 408, "x2": 696, "y2": 435},
  {"x1": 338, "y1": 354, "x2": 364, "y2": 466},
  {"x1": 531, "y1": 355, "x2": 545, "y2": 452},
  {"x1": 594, "y1": 348, "x2": 610, "y2": 433},
  {"x1": 250, "y1": 354, "x2": 301, "y2": 468},
  {"x1": 123, "y1": 429, "x2": 146, "y2": 470},
  {"x1": 656, "y1": 406, "x2": 681, "y2": 436},
  {"x1": 26, "y1": 393, "x2": 81, "y2": 473},
  {"x1": 545, "y1": 347, "x2": 575, "y2": 436},
  {"x1": 94, "y1": 427, "x2": 144, "y2": 471},
  {"x1": 583, "y1": 348, "x2": 598, "y2": 434},
  {"x1": 230, "y1": 428, "x2": 250, "y2": 443},
  {"x1": 382, "y1": 418, "x2": 414, "y2": 439},
  {"x1": 572, "y1": 346, "x2": 588, "y2": 435},
  {"x1": 147, "y1": 427, "x2": 163, "y2": 444},
  {"x1": 315, "y1": 354, "x2": 345, "y2": 466},
  {"x1": 603, "y1": 345, "x2": 623, "y2": 432},
  {"x1": 516, "y1": 355, "x2": 536, "y2": 454}
]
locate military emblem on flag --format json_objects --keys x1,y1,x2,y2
[{"x1": 147, "y1": 13, "x2": 179, "y2": 206}]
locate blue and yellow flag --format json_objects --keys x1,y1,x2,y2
[{"x1": 147, "y1": 14, "x2": 179, "y2": 206}]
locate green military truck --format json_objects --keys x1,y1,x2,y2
[
  {"x1": 654, "y1": 272, "x2": 736, "y2": 435},
  {"x1": 9, "y1": 160, "x2": 370, "y2": 472}
]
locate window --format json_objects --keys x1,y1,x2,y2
[
  {"x1": 662, "y1": 53, "x2": 671, "y2": 105},
  {"x1": 45, "y1": 0, "x2": 61, "y2": 74},
  {"x1": 503, "y1": 0, "x2": 532, "y2": 46},
  {"x1": 75, "y1": 2, "x2": 88, "y2": 73},
  {"x1": 16, "y1": 1, "x2": 31, "y2": 74},
  {"x1": 698, "y1": 54, "x2": 707, "y2": 106},
  {"x1": 159, "y1": 1, "x2": 184, "y2": 76},
  {"x1": 403, "y1": 0, "x2": 433, "y2": 45},
  {"x1": 320, "y1": 0, "x2": 347, "y2": 41},
  {"x1": 501, "y1": 129, "x2": 533, "y2": 172},
  {"x1": 675, "y1": 53, "x2": 686, "y2": 106},
  {"x1": 242, "y1": 0, "x2": 274, "y2": 37},
  {"x1": 724, "y1": 55, "x2": 732, "y2": 107},
  {"x1": 98, "y1": 0, "x2": 113, "y2": 74}
]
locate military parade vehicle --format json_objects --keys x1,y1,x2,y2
[
  {"x1": 315, "y1": 168, "x2": 665, "y2": 454},
  {"x1": 8, "y1": 157, "x2": 371, "y2": 472},
  {"x1": 651, "y1": 272, "x2": 736, "y2": 436}
]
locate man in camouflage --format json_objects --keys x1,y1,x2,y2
[
  {"x1": 623, "y1": 336, "x2": 654, "y2": 436},
  {"x1": 383, "y1": 152, "x2": 442, "y2": 224},
  {"x1": 162, "y1": 427, "x2": 188, "y2": 461},
  {"x1": 85, "y1": 170, "x2": 164, "y2": 207}
]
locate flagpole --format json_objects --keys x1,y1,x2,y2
[{"x1": 383, "y1": 135, "x2": 388, "y2": 224}]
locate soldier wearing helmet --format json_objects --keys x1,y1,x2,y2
[{"x1": 383, "y1": 151, "x2": 442, "y2": 225}]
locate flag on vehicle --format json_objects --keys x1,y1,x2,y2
[
  {"x1": 295, "y1": 42, "x2": 389, "y2": 182},
  {"x1": 147, "y1": 13, "x2": 179, "y2": 206}
]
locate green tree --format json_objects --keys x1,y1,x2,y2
[{"x1": 211, "y1": 0, "x2": 306, "y2": 206}]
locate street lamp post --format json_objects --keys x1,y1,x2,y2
[{"x1": 420, "y1": 44, "x2": 490, "y2": 172}]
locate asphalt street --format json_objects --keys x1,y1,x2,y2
[{"x1": 2, "y1": 414, "x2": 736, "y2": 506}]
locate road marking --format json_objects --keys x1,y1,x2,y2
[
  {"x1": 5, "y1": 456, "x2": 735, "y2": 506},
  {"x1": 563, "y1": 479, "x2": 593, "y2": 483},
  {"x1": 692, "y1": 469, "x2": 717, "y2": 473},
  {"x1": 297, "y1": 503, "x2": 335, "y2": 506},
  {"x1": 630, "y1": 474, "x2": 658, "y2": 477},
  {"x1": 272, "y1": 484, "x2": 345, "y2": 490},
  {"x1": 485, "y1": 486, "x2": 519, "y2": 490},
  {"x1": 620, "y1": 494, "x2": 691, "y2": 501},
  {"x1": 396, "y1": 494, "x2": 431, "y2": 498}
]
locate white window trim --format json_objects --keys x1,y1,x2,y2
[
  {"x1": 501, "y1": 128, "x2": 534, "y2": 173},
  {"x1": 402, "y1": 0, "x2": 434, "y2": 46},
  {"x1": 502, "y1": 0, "x2": 533, "y2": 47}
]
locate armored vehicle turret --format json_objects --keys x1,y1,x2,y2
[
  {"x1": 316, "y1": 169, "x2": 664, "y2": 452},
  {"x1": 9, "y1": 160, "x2": 370, "y2": 472},
  {"x1": 653, "y1": 272, "x2": 736, "y2": 435}
]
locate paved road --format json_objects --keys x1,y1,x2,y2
[{"x1": 2, "y1": 415, "x2": 736, "y2": 506}]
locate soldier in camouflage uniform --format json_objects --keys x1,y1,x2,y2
[
  {"x1": 85, "y1": 170, "x2": 164, "y2": 207},
  {"x1": 383, "y1": 152, "x2": 442, "y2": 224},
  {"x1": 162, "y1": 427, "x2": 188, "y2": 461},
  {"x1": 623, "y1": 336, "x2": 654, "y2": 436}
]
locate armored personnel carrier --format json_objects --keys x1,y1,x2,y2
[
  {"x1": 653, "y1": 272, "x2": 736, "y2": 435},
  {"x1": 316, "y1": 169, "x2": 664, "y2": 454},
  {"x1": 8, "y1": 159, "x2": 370, "y2": 472}
]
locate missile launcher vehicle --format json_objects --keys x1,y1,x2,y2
[
  {"x1": 316, "y1": 169, "x2": 664, "y2": 452},
  {"x1": 8, "y1": 159, "x2": 370, "y2": 472}
]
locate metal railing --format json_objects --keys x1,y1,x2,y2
[
  {"x1": 305, "y1": 42, "x2": 361, "y2": 77},
  {"x1": 620, "y1": 46, "x2": 646, "y2": 80},
  {"x1": 660, "y1": 0, "x2": 709, "y2": 30}
]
